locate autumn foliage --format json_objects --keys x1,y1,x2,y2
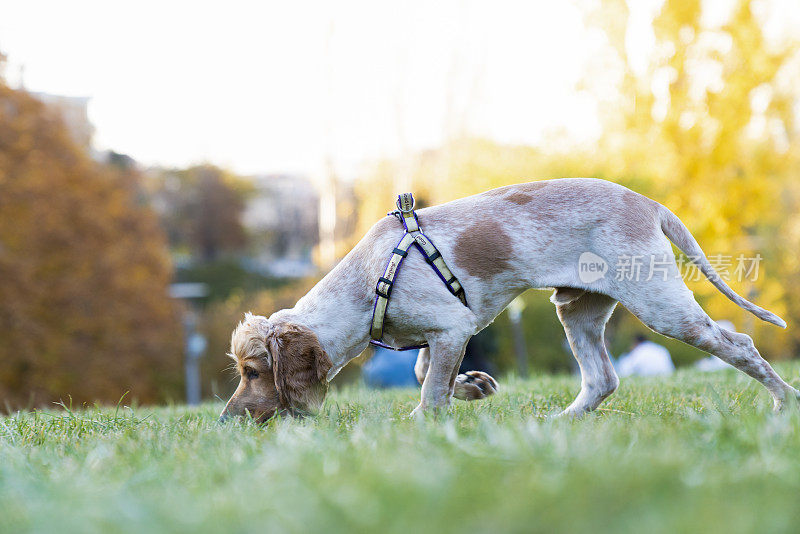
[{"x1": 0, "y1": 68, "x2": 182, "y2": 409}]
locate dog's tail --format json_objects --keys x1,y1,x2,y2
[{"x1": 658, "y1": 205, "x2": 786, "y2": 328}]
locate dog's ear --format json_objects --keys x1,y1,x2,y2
[
  {"x1": 230, "y1": 312, "x2": 272, "y2": 365},
  {"x1": 267, "y1": 323, "x2": 332, "y2": 414}
]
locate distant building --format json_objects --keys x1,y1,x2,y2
[
  {"x1": 31, "y1": 92, "x2": 127, "y2": 167},
  {"x1": 243, "y1": 174, "x2": 319, "y2": 278},
  {"x1": 32, "y1": 92, "x2": 94, "y2": 149}
]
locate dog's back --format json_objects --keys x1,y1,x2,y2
[
  {"x1": 412, "y1": 178, "x2": 661, "y2": 290},
  {"x1": 403, "y1": 178, "x2": 782, "y2": 327}
]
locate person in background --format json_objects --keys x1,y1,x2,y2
[
  {"x1": 363, "y1": 328, "x2": 498, "y2": 389},
  {"x1": 694, "y1": 320, "x2": 735, "y2": 372},
  {"x1": 616, "y1": 334, "x2": 675, "y2": 377},
  {"x1": 362, "y1": 346, "x2": 419, "y2": 388},
  {"x1": 459, "y1": 328, "x2": 497, "y2": 376}
]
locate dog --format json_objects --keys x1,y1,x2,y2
[{"x1": 220, "y1": 178, "x2": 798, "y2": 422}]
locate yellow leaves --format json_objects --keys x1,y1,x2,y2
[{"x1": 598, "y1": 0, "x2": 800, "y2": 355}]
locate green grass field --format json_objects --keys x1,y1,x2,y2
[{"x1": 2, "y1": 364, "x2": 799, "y2": 534}]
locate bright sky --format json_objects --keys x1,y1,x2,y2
[{"x1": 1, "y1": 0, "x2": 795, "y2": 177}]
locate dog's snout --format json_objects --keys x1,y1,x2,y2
[{"x1": 218, "y1": 414, "x2": 230, "y2": 424}]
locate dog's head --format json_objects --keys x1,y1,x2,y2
[{"x1": 219, "y1": 313, "x2": 332, "y2": 423}]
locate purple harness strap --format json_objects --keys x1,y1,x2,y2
[{"x1": 369, "y1": 339, "x2": 430, "y2": 351}]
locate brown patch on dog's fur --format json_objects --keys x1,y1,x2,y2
[
  {"x1": 454, "y1": 218, "x2": 513, "y2": 278},
  {"x1": 505, "y1": 192, "x2": 534, "y2": 205},
  {"x1": 483, "y1": 181, "x2": 550, "y2": 203}
]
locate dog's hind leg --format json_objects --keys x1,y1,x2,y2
[
  {"x1": 620, "y1": 283, "x2": 800, "y2": 411},
  {"x1": 554, "y1": 289, "x2": 620, "y2": 418},
  {"x1": 414, "y1": 347, "x2": 430, "y2": 386},
  {"x1": 415, "y1": 343, "x2": 498, "y2": 401}
]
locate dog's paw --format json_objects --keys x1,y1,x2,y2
[
  {"x1": 551, "y1": 406, "x2": 588, "y2": 420},
  {"x1": 453, "y1": 371, "x2": 498, "y2": 401},
  {"x1": 409, "y1": 404, "x2": 426, "y2": 420}
]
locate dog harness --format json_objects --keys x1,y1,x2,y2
[{"x1": 369, "y1": 193, "x2": 468, "y2": 350}]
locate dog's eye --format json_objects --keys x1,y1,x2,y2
[{"x1": 246, "y1": 369, "x2": 259, "y2": 380}]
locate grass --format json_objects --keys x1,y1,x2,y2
[{"x1": 1, "y1": 363, "x2": 800, "y2": 534}]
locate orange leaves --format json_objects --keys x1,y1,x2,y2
[{"x1": 0, "y1": 78, "x2": 182, "y2": 410}]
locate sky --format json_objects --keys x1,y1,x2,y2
[{"x1": 0, "y1": 0, "x2": 796, "y2": 177}]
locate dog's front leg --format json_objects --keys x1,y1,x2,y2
[
  {"x1": 411, "y1": 334, "x2": 468, "y2": 417},
  {"x1": 415, "y1": 346, "x2": 499, "y2": 401}
]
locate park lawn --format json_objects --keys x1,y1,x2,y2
[{"x1": 1, "y1": 363, "x2": 799, "y2": 534}]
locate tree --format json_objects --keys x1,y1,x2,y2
[
  {"x1": 0, "y1": 65, "x2": 182, "y2": 409},
  {"x1": 588, "y1": 0, "x2": 800, "y2": 357},
  {"x1": 151, "y1": 165, "x2": 249, "y2": 262}
]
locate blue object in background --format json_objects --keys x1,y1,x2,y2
[{"x1": 362, "y1": 347, "x2": 419, "y2": 388}]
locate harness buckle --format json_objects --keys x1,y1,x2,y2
[
  {"x1": 396, "y1": 193, "x2": 415, "y2": 213},
  {"x1": 376, "y1": 276, "x2": 394, "y2": 299}
]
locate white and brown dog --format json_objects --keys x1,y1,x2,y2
[{"x1": 221, "y1": 178, "x2": 798, "y2": 422}]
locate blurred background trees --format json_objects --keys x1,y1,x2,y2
[
  {"x1": 0, "y1": 62, "x2": 182, "y2": 409},
  {"x1": 589, "y1": 0, "x2": 800, "y2": 358},
  {"x1": 146, "y1": 164, "x2": 279, "y2": 303},
  {"x1": 151, "y1": 165, "x2": 250, "y2": 263}
]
